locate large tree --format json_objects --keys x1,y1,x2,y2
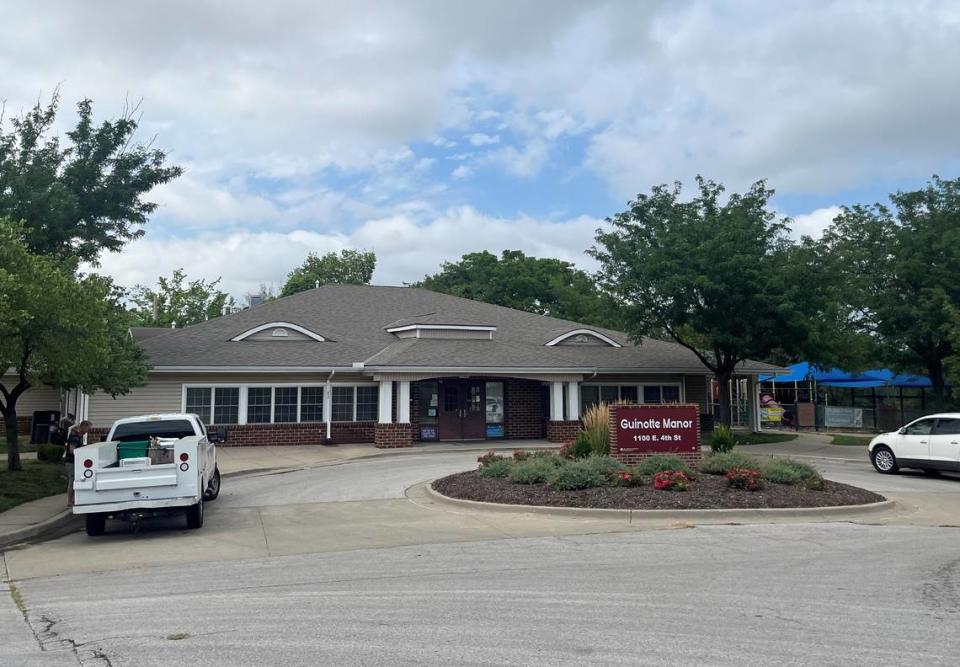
[
  {"x1": 0, "y1": 219, "x2": 148, "y2": 471},
  {"x1": 416, "y1": 250, "x2": 617, "y2": 327},
  {"x1": 129, "y1": 269, "x2": 234, "y2": 328},
  {"x1": 281, "y1": 249, "x2": 376, "y2": 297},
  {"x1": 591, "y1": 178, "x2": 829, "y2": 426},
  {"x1": 0, "y1": 91, "x2": 182, "y2": 263},
  {"x1": 820, "y1": 175, "x2": 960, "y2": 398}
]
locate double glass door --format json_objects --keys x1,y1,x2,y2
[{"x1": 438, "y1": 379, "x2": 486, "y2": 440}]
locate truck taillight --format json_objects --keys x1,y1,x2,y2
[
  {"x1": 83, "y1": 459, "x2": 94, "y2": 468},
  {"x1": 83, "y1": 469, "x2": 93, "y2": 479},
  {"x1": 180, "y1": 462, "x2": 189, "y2": 472},
  {"x1": 179, "y1": 452, "x2": 189, "y2": 462}
]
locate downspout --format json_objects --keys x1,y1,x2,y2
[{"x1": 325, "y1": 369, "x2": 336, "y2": 442}]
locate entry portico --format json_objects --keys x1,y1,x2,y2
[{"x1": 67, "y1": 285, "x2": 778, "y2": 447}]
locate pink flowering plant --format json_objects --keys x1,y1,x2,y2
[
  {"x1": 725, "y1": 468, "x2": 763, "y2": 491},
  {"x1": 653, "y1": 470, "x2": 690, "y2": 491}
]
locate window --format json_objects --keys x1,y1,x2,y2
[
  {"x1": 213, "y1": 388, "x2": 239, "y2": 424},
  {"x1": 600, "y1": 386, "x2": 620, "y2": 403},
  {"x1": 332, "y1": 387, "x2": 354, "y2": 421},
  {"x1": 620, "y1": 386, "x2": 638, "y2": 403},
  {"x1": 274, "y1": 387, "x2": 298, "y2": 423},
  {"x1": 247, "y1": 388, "x2": 272, "y2": 423},
  {"x1": 113, "y1": 420, "x2": 197, "y2": 442},
  {"x1": 905, "y1": 419, "x2": 935, "y2": 435},
  {"x1": 185, "y1": 387, "x2": 212, "y2": 423},
  {"x1": 300, "y1": 387, "x2": 324, "y2": 422},
  {"x1": 934, "y1": 418, "x2": 960, "y2": 435},
  {"x1": 581, "y1": 385, "x2": 600, "y2": 412},
  {"x1": 486, "y1": 382, "x2": 504, "y2": 424},
  {"x1": 662, "y1": 385, "x2": 681, "y2": 403},
  {"x1": 356, "y1": 386, "x2": 379, "y2": 421},
  {"x1": 420, "y1": 382, "x2": 439, "y2": 424}
]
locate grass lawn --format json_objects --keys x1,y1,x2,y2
[
  {"x1": 733, "y1": 432, "x2": 799, "y2": 445},
  {"x1": 0, "y1": 438, "x2": 38, "y2": 454},
  {"x1": 0, "y1": 460, "x2": 66, "y2": 513},
  {"x1": 830, "y1": 434, "x2": 873, "y2": 446}
]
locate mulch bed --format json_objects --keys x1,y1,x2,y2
[{"x1": 431, "y1": 471, "x2": 884, "y2": 510}]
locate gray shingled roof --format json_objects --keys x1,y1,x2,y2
[{"x1": 137, "y1": 285, "x2": 781, "y2": 373}]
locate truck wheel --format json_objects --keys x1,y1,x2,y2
[
  {"x1": 85, "y1": 513, "x2": 107, "y2": 536},
  {"x1": 203, "y1": 467, "x2": 221, "y2": 501},
  {"x1": 186, "y1": 498, "x2": 204, "y2": 529}
]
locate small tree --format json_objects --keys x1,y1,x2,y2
[
  {"x1": 0, "y1": 91, "x2": 182, "y2": 263},
  {"x1": 281, "y1": 249, "x2": 376, "y2": 297},
  {"x1": 591, "y1": 178, "x2": 823, "y2": 426},
  {"x1": 0, "y1": 219, "x2": 147, "y2": 471},
  {"x1": 129, "y1": 269, "x2": 234, "y2": 327}
]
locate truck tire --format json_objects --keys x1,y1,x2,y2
[
  {"x1": 186, "y1": 498, "x2": 204, "y2": 529},
  {"x1": 203, "y1": 467, "x2": 221, "y2": 501},
  {"x1": 85, "y1": 513, "x2": 107, "y2": 536}
]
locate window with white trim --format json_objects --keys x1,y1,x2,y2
[
  {"x1": 247, "y1": 388, "x2": 272, "y2": 423},
  {"x1": 214, "y1": 388, "x2": 240, "y2": 424},
  {"x1": 356, "y1": 387, "x2": 379, "y2": 421},
  {"x1": 184, "y1": 384, "x2": 377, "y2": 424},
  {"x1": 300, "y1": 387, "x2": 324, "y2": 422},
  {"x1": 580, "y1": 383, "x2": 682, "y2": 413},
  {"x1": 185, "y1": 387, "x2": 212, "y2": 423},
  {"x1": 274, "y1": 387, "x2": 298, "y2": 423}
]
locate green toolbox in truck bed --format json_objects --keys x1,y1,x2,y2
[{"x1": 117, "y1": 440, "x2": 151, "y2": 460}]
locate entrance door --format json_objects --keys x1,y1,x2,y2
[{"x1": 437, "y1": 379, "x2": 486, "y2": 440}]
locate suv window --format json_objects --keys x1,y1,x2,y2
[
  {"x1": 904, "y1": 419, "x2": 935, "y2": 436},
  {"x1": 112, "y1": 420, "x2": 196, "y2": 442},
  {"x1": 933, "y1": 418, "x2": 960, "y2": 435}
]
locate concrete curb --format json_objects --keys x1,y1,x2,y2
[
  {"x1": 0, "y1": 510, "x2": 81, "y2": 552},
  {"x1": 421, "y1": 482, "x2": 897, "y2": 522}
]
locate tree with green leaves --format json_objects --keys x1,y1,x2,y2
[
  {"x1": 0, "y1": 90, "x2": 182, "y2": 263},
  {"x1": 591, "y1": 177, "x2": 831, "y2": 427},
  {"x1": 129, "y1": 269, "x2": 234, "y2": 328},
  {"x1": 0, "y1": 219, "x2": 148, "y2": 471},
  {"x1": 281, "y1": 249, "x2": 376, "y2": 297},
  {"x1": 416, "y1": 250, "x2": 617, "y2": 327},
  {"x1": 820, "y1": 175, "x2": 960, "y2": 399}
]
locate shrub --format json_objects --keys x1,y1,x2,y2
[
  {"x1": 478, "y1": 459, "x2": 513, "y2": 478},
  {"x1": 726, "y1": 468, "x2": 763, "y2": 491},
  {"x1": 508, "y1": 457, "x2": 557, "y2": 484},
  {"x1": 565, "y1": 432, "x2": 593, "y2": 459},
  {"x1": 634, "y1": 454, "x2": 693, "y2": 477},
  {"x1": 653, "y1": 470, "x2": 690, "y2": 491},
  {"x1": 761, "y1": 458, "x2": 825, "y2": 488},
  {"x1": 530, "y1": 449, "x2": 557, "y2": 459},
  {"x1": 583, "y1": 454, "x2": 627, "y2": 480},
  {"x1": 512, "y1": 449, "x2": 530, "y2": 462},
  {"x1": 477, "y1": 451, "x2": 505, "y2": 467},
  {"x1": 581, "y1": 403, "x2": 611, "y2": 456},
  {"x1": 699, "y1": 451, "x2": 762, "y2": 475},
  {"x1": 708, "y1": 425, "x2": 736, "y2": 453},
  {"x1": 36, "y1": 443, "x2": 65, "y2": 463},
  {"x1": 548, "y1": 461, "x2": 605, "y2": 490}
]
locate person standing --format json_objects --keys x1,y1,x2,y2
[{"x1": 65, "y1": 420, "x2": 91, "y2": 508}]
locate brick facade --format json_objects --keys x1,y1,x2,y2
[
  {"x1": 0, "y1": 416, "x2": 33, "y2": 437},
  {"x1": 374, "y1": 422, "x2": 413, "y2": 448},
  {"x1": 504, "y1": 379, "x2": 546, "y2": 439},
  {"x1": 545, "y1": 420, "x2": 581, "y2": 443}
]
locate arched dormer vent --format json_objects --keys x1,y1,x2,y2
[
  {"x1": 231, "y1": 322, "x2": 326, "y2": 342},
  {"x1": 545, "y1": 329, "x2": 621, "y2": 347}
]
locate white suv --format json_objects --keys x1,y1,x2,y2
[{"x1": 869, "y1": 413, "x2": 960, "y2": 474}]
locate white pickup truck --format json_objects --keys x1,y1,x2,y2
[{"x1": 72, "y1": 413, "x2": 223, "y2": 536}]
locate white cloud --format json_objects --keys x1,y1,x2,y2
[
  {"x1": 790, "y1": 206, "x2": 842, "y2": 239},
  {"x1": 451, "y1": 165, "x2": 473, "y2": 180},
  {"x1": 467, "y1": 132, "x2": 500, "y2": 146},
  {"x1": 94, "y1": 207, "x2": 603, "y2": 297}
]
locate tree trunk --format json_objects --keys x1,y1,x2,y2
[
  {"x1": 922, "y1": 356, "x2": 948, "y2": 404},
  {"x1": 4, "y1": 406, "x2": 21, "y2": 472},
  {"x1": 716, "y1": 373, "x2": 733, "y2": 427}
]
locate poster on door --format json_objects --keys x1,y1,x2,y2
[{"x1": 613, "y1": 404, "x2": 700, "y2": 454}]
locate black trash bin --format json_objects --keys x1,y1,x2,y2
[{"x1": 30, "y1": 410, "x2": 60, "y2": 445}]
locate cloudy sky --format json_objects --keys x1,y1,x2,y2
[{"x1": 3, "y1": 0, "x2": 959, "y2": 297}]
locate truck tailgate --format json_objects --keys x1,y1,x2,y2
[{"x1": 95, "y1": 467, "x2": 179, "y2": 491}]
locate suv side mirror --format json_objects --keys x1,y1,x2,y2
[{"x1": 215, "y1": 426, "x2": 228, "y2": 444}]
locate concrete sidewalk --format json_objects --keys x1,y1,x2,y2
[
  {"x1": 739, "y1": 432, "x2": 869, "y2": 462},
  {"x1": 0, "y1": 440, "x2": 557, "y2": 549}
]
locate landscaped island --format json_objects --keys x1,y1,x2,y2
[{"x1": 432, "y1": 450, "x2": 884, "y2": 511}]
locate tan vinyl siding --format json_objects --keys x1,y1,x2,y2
[
  {"x1": 589, "y1": 373, "x2": 685, "y2": 385},
  {"x1": 86, "y1": 372, "x2": 375, "y2": 427},
  {"x1": 682, "y1": 375, "x2": 710, "y2": 411},
  {"x1": 0, "y1": 376, "x2": 61, "y2": 414}
]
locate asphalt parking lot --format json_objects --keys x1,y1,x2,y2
[{"x1": 3, "y1": 440, "x2": 960, "y2": 665}]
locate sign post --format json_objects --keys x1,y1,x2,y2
[{"x1": 610, "y1": 404, "x2": 702, "y2": 466}]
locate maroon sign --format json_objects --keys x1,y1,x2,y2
[{"x1": 614, "y1": 404, "x2": 700, "y2": 454}]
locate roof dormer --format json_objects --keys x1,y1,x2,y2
[
  {"x1": 230, "y1": 322, "x2": 326, "y2": 342},
  {"x1": 386, "y1": 324, "x2": 496, "y2": 340},
  {"x1": 545, "y1": 328, "x2": 621, "y2": 347}
]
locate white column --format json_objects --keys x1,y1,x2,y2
[
  {"x1": 323, "y1": 384, "x2": 332, "y2": 439},
  {"x1": 378, "y1": 380, "x2": 393, "y2": 424},
  {"x1": 566, "y1": 381, "x2": 580, "y2": 421},
  {"x1": 397, "y1": 381, "x2": 411, "y2": 423},
  {"x1": 748, "y1": 375, "x2": 761, "y2": 433},
  {"x1": 550, "y1": 381, "x2": 564, "y2": 421}
]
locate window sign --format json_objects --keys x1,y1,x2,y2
[
  {"x1": 486, "y1": 382, "x2": 504, "y2": 424},
  {"x1": 486, "y1": 423, "x2": 504, "y2": 438}
]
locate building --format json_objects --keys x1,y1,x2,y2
[{"x1": 18, "y1": 285, "x2": 779, "y2": 447}]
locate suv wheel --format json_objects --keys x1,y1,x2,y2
[{"x1": 871, "y1": 446, "x2": 899, "y2": 474}]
